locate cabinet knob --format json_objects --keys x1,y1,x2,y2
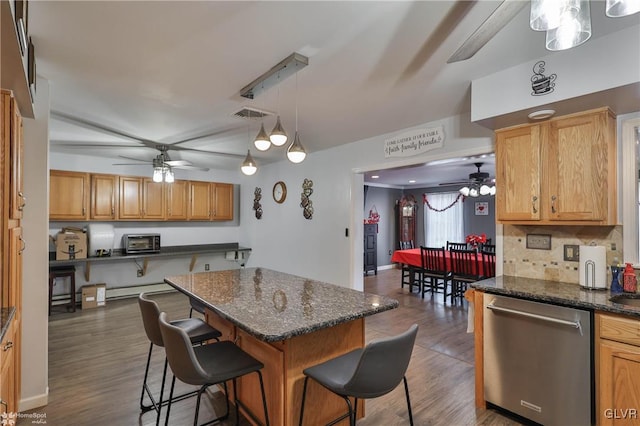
[
  {"x1": 18, "y1": 191, "x2": 26, "y2": 210},
  {"x1": 19, "y1": 236, "x2": 26, "y2": 254},
  {"x1": 532, "y1": 196, "x2": 538, "y2": 214},
  {"x1": 551, "y1": 195, "x2": 557, "y2": 214},
  {"x1": 3, "y1": 341, "x2": 13, "y2": 351}
]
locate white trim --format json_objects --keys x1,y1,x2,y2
[
  {"x1": 377, "y1": 264, "x2": 395, "y2": 271},
  {"x1": 621, "y1": 115, "x2": 640, "y2": 265},
  {"x1": 19, "y1": 388, "x2": 48, "y2": 412}
]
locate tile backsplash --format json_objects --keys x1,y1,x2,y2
[{"x1": 503, "y1": 225, "x2": 623, "y2": 285}]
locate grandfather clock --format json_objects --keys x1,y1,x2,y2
[{"x1": 396, "y1": 195, "x2": 417, "y2": 247}]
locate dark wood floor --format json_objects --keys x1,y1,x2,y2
[{"x1": 22, "y1": 268, "x2": 521, "y2": 425}]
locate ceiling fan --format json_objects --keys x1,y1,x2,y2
[
  {"x1": 439, "y1": 162, "x2": 495, "y2": 186},
  {"x1": 113, "y1": 144, "x2": 210, "y2": 172}
]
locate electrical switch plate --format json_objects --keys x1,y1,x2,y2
[
  {"x1": 204, "y1": 264, "x2": 210, "y2": 271},
  {"x1": 563, "y1": 245, "x2": 580, "y2": 261},
  {"x1": 526, "y1": 234, "x2": 552, "y2": 250},
  {"x1": 137, "y1": 269, "x2": 143, "y2": 277}
]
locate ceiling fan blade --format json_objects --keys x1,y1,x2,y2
[
  {"x1": 164, "y1": 160, "x2": 192, "y2": 167},
  {"x1": 118, "y1": 155, "x2": 153, "y2": 163},
  {"x1": 52, "y1": 141, "x2": 146, "y2": 148},
  {"x1": 447, "y1": 0, "x2": 527, "y2": 63},
  {"x1": 172, "y1": 165, "x2": 210, "y2": 172},
  {"x1": 51, "y1": 111, "x2": 157, "y2": 146},
  {"x1": 113, "y1": 162, "x2": 153, "y2": 166},
  {"x1": 438, "y1": 181, "x2": 470, "y2": 186}
]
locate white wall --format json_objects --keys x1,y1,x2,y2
[
  {"x1": 238, "y1": 113, "x2": 494, "y2": 290},
  {"x1": 21, "y1": 77, "x2": 50, "y2": 410}
]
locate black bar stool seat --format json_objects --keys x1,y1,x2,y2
[{"x1": 49, "y1": 266, "x2": 76, "y2": 315}]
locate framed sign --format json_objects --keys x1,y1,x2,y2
[{"x1": 475, "y1": 202, "x2": 488, "y2": 216}]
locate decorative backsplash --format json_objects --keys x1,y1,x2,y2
[{"x1": 503, "y1": 225, "x2": 623, "y2": 285}]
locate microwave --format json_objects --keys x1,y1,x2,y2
[{"x1": 122, "y1": 234, "x2": 161, "y2": 255}]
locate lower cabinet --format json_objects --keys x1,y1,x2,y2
[
  {"x1": 0, "y1": 317, "x2": 18, "y2": 416},
  {"x1": 596, "y1": 313, "x2": 640, "y2": 425}
]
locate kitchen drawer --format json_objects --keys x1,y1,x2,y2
[{"x1": 599, "y1": 314, "x2": 640, "y2": 346}]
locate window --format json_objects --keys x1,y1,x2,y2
[{"x1": 423, "y1": 192, "x2": 464, "y2": 248}]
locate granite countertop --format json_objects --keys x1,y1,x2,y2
[
  {"x1": 471, "y1": 275, "x2": 640, "y2": 319},
  {"x1": 165, "y1": 267, "x2": 399, "y2": 342},
  {"x1": 0, "y1": 307, "x2": 15, "y2": 342},
  {"x1": 50, "y1": 243, "x2": 251, "y2": 264}
]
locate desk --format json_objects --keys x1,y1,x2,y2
[
  {"x1": 391, "y1": 248, "x2": 487, "y2": 278},
  {"x1": 165, "y1": 268, "x2": 398, "y2": 426}
]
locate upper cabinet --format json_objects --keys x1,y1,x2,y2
[
  {"x1": 49, "y1": 170, "x2": 89, "y2": 221},
  {"x1": 50, "y1": 170, "x2": 234, "y2": 222},
  {"x1": 1, "y1": 90, "x2": 25, "y2": 221},
  {"x1": 495, "y1": 108, "x2": 617, "y2": 225}
]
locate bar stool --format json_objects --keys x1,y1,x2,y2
[{"x1": 48, "y1": 266, "x2": 76, "y2": 315}]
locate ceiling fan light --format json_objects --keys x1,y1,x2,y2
[
  {"x1": 459, "y1": 186, "x2": 470, "y2": 197},
  {"x1": 606, "y1": 0, "x2": 640, "y2": 17},
  {"x1": 489, "y1": 186, "x2": 497, "y2": 196},
  {"x1": 287, "y1": 131, "x2": 306, "y2": 164},
  {"x1": 479, "y1": 184, "x2": 491, "y2": 196},
  {"x1": 530, "y1": 0, "x2": 580, "y2": 31},
  {"x1": 164, "y1": 167, "x2": 174, "y2": 183},
  {"x1": 545, "y1": 0, "x2": 591, "y2": 51},
  {"x1": 152, "y1": 167, "x2": 163, "y2": 183},
  {"x1": 254, "y1": 123, "x2": 272, "y2": 151},
  {"x1": 240, "y1": 150, "x2": 258, "y2": 176},
  {"x1": 270, "y1": 115, "x2": 288, "y2": 146},
  {"x1": 468, "y1": 186, "x2": 479, "y2": 197}
]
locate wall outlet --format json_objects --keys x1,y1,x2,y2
[
  {"x1": 204, "y1": 264, "x2": 210, "y2": 271},
  {"x1": 563, "y1": 245, "x2": 580, "y2": 262},
  {"x1": 388, "y1": 250, "x2": 392, "y2": 255},
  {"x1": 137, "y1": 269, "x2": 144, "y2": 277}
]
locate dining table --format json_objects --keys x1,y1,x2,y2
[{"x1": 391, "y1": 247, "x2": 490, "y2": 286}]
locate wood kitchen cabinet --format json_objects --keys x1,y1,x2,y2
[
  {"x1": 6, "y1": 93, "x2": 25, "y2": 221},
  {"x1": 189, "y1": 181, "x2": 234, "y2": 221},
  {"x1": 118, "y1": 176, "x2": 165, "y2": 220},
  {"x1": 596, "y1": 313, "x2": 640, "y2": 425},
  {"x1": 495, "y1": 107, "x2": 617, "y2": 225},
  {"x1": 49, "y1": 170, "x2": 89, "y2": 220},
  {"x1": 0, "y1": 318, "x2": 18, "y2": 416},
  {"x1": 90, "y1": 174, "x2": 118, "y2": 220},
  {"x1": 166, "y1": 179, "x2": 188, "y2": 220}
]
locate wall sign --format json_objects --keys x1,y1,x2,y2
[
  {"x1": 475, "y1": 202, "x2": 488, "y2": 216},
  {"x1": 531, "y1": 61, "x2": 557, "y2": 96},
  {"x1": 384, "y1": 126, "x2": 444, "y2": 158}
]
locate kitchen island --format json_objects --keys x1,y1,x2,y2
[{"x1": 164, "y1": 267, "x2": 399, "y2": 426}]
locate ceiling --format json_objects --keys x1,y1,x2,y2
[{"x1": 28, "y1": 1, "x2": 639, "y2": 184}]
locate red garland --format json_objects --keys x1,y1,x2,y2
[{"x1": 422, "y1": 193, "x2": 464, "y2": 212}]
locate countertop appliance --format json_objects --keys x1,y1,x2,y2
[
  {"x1": 484, "y1": 294, "x2": 592, "y2": 426},
  {"x1": 122, "y1": 233, "x2": 161, "y2": 255},
  {"x1": 87, "y1": 224, "x2": 115, "y2": 257},
  {"x1": 579, "y1": 245, "x2": 607, "y2": 289}
]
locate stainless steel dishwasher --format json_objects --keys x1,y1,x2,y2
[{"x1": 483, "y1": 293, "x2": 593, "y2": 426}]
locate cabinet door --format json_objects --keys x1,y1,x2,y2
[
  {"x1": 7, "y1": 227, "x2": 22, "y2": 323},
  {"x1": 547, "y1": 111, "x2": 612, "y2": 221},
  {"x1": 119, "y1": 177, "x2": 143, "y2": 219},
  {"x1": 90, "y1": 174, "x2": 118, "y2": 220},
  {"x1": 9, "y1": 96, "x2": 24, "y2": 220},
  {"x1": 142, "y1": 178, "x2": 165, "y2": 220},
  {"x1": 212, "y1": 183, "x2": 233, "y2": 220},
  {"x1": 0, "y1": 320, "x2": 16, "y2": 416},
  {"x1": 495, "y1": 125, "x2": 542, "y2": 221},
  {"x1": 599, "y1": 339, "x2": 640, "y2": 425},
  {"x1": 189, "y1": 181, "x2": 212, "y2": 220},
  {"x1": 49, "y1": 171, "x2": 89, "y2": 220},
  {"x1": 166, "y1": 180, "x2": 188, "y2": 220}
]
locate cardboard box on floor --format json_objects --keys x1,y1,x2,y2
[
  {"x1": 82, "y1": 284, "x2": 106, "y2": 309},
  {"x1": 55, "y1": 228, "x2": 87, "y2": 260}
]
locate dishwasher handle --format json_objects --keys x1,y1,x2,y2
[{"x1": 486, "y1": 302, "x2": 583, "y2": 336}]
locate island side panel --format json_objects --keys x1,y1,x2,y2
[
  {"x1": 474, "y1": 289, "x2": 486, "y2": 408},
  {"x1": 286, "y1": 318, "x2": 365, "y2": 425}
]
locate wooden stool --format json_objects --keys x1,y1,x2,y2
[{"x1": 49, "y1": 266, "x2": 76, "y2": 315}]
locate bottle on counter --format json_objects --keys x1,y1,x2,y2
[
  {"x1": 622, "y1": 263, "x2": 637, "y2": 293},
  {"x1": 611, "y1": 263, "x2": 623, "y2": 293}
]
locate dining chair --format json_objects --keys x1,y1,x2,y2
[
  {"x1": 448, "y1": 249, "x2": 482, "y2": 304},
  {"x1": 481, "y1": 249, "x2": 496, "y2": 278},
  {"x1": 481, "y1": 243, "x2": 496, "y2": 254},
  {"x1": 158, "y1": 312, "x2": 270, "y2": 426},
  {"x1": 399, "y1": 240, "x2": 417, "y2": 291},
  {"x1": 138, "y1": 293, "x2": 222, "y2": 424},
  {"x1": 299, "y1": 324, "x2": 418, "y2": 426},
  {"x1": 188, "y1": 297, "x2": 206, "y2": 318},
  {"x1": 446, "y1": 241, "x2": 468, "y2": 251},
  {"x1": 418, "y1": 246, "x2": 451, "y2": 298}
]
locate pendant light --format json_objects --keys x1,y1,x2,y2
[
  {"x1": 241, "y1": 112, "x2": 258, "y2": 176},
  {"x1": 287, "y1": 69, "x2": 307, "y2": 164},
  {"x1": 270, "y1": 82, "x2": 288, "y2": 146},
  {"x1": 254, "y1": 122, "x2": 271, "y2": 151},
  {"x1": 606, "y1": 0, "x2": 640, "y2": 17},
  {"x1": 545, "y1": 0, "x2": 591, "y2": 51},
  {"x1": 530, "y1": 0, "x2": 580, "y2": 31}
]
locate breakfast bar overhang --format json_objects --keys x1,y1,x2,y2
[{"x1": 164, "y1": 268, "x2": 399, "y2": 425}]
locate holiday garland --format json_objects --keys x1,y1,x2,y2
[{"x1": 422, "y1": 193, "x2": 464, "y2": 212}]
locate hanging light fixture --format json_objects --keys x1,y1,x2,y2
[
  {"x1": 606, "y1": 0, "x2": 640, "y2": 17},
  {"x1": 270, "y1": 83, "x2": 288, "y2": 146},
  {"x1": 164, "y1": 167, "x2": 175, "y2": 183},
  {"x1": 241, "y1": 115, "x2": 258, "y2": 176},
  {"x1": 287, "y1": 68, "x2": 307, "y2": 164},
  {"x1": 545, "y1": 0, "x2": 591, "y2": 51},
  {"x1": 253, "y1": 122, "x2": 271, "y2": 151},
  {"x1": 530, "y1": 0, "x2": 580, "y2": 31}
]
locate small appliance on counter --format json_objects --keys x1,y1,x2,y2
[
  {"x1": 123, "y1": 233, "x2": 161, "y2": 255},
  {"x1": 87, "y1": 224, "x2": 115, "y2": 257},
  {"x1": 579, "y1": 245, "x2": 606, "y2": 290}
]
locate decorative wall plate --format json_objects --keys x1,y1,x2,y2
[
  {"x1": 253, "y1": 187, "x2": 263, "y2": 219},
  {"x1": 300, "y1": 178, "x2": 313, "y2": 219}
]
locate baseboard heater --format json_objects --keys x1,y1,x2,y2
[{"x1": 51, "y1": 282, "x2": 175, "y2": 306}]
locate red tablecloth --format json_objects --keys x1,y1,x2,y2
[{"x1": 391, "y1": 248, "x2": 488, "y2": 276}]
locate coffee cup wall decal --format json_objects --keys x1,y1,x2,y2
[{"x1": 531, "y1": 61, "x2": 557, "y2": 96}]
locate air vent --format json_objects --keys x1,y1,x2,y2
[{"x1": 233, "y1": 106, "x2": 274, "y2": 120}]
